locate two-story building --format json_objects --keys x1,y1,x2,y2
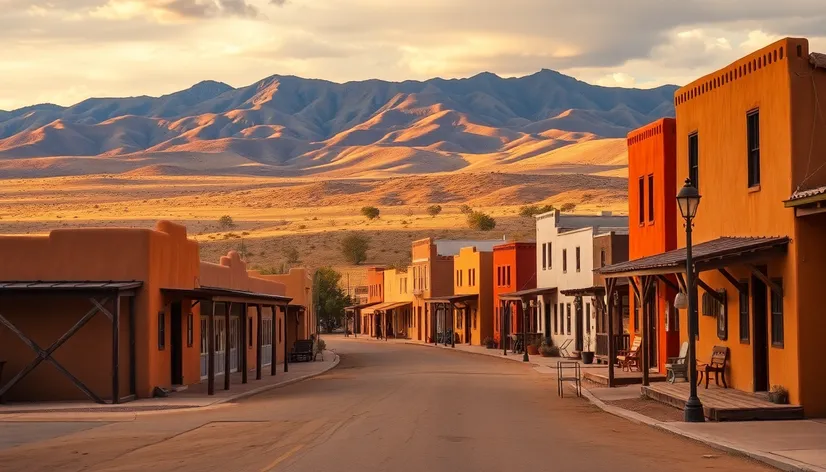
[
  {"x1": 449, "y1": 246, "x2": 494, "y2": 346},
  {"x1": 375, "y1": 268, "x2": 413, "y2": 339},
  {"x1": 492, "y1": 241, "x2": 536, "y2": 349}
]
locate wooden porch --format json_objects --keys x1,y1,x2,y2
[
  {"x1": 643, "y1": 382, "x2": 804, "y2": 421},
  {"x1": 585, "y1": 369, "x2": 666, "y2": 386}
]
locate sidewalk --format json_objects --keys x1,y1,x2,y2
[
  {"x1": 395, "y1": 337, "x2": 826, "y2": 472},
  {"x1": 0, "y1": 350, "x2": 339, "y2": 422}
]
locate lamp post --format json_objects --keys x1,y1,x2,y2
[
  {"x1": 521, "y1": 299, "x2": 529, "y2": 362},
  {"x1": 676, "y1": 178, "x2": 705, "y2": 423}
]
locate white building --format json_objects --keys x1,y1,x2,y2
[{"x1": 535, "y1": 210, "x2": 628, "y2": 355}]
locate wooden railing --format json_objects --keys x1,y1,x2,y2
[{"x1": 595, "y1": 333, "x2": 631, "y2": 360}]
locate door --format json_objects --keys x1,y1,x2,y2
[
  {"x1": 466, "y1": 307, "x2": 472, "y2": 344},
  {"x1": 647, "y1": 289, "x2": 658, "y2": 367},
  {"x1": 229, "y1": 317, "x2": 240, "y2": 373},
  {"x1": 752, "y1": 270, "x2": 769, "y2": 392},
  {"x1": 417, "y1": 307, "x2": 422, "y2": 340},
  {"x1": 170, "y1": 302, "x2": 183, "y2": 385},
  {"x1": 200, "y1": 317, "x2": 209, "y2": 379},
  {"x1": 544, "y1": 302, "x2": 551, "y2": 343},
  {"x1": 263, "y1": 317, "x2": 273, "y2": 366},
  {"x1": 575, "y1": 302, "x2": 584, "y2": 351},
  {"x1": 215, "y1": 317, "x2": 226, "y2": 377}
]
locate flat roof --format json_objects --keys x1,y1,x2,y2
[
  {"x1": 0, "y1": 280, "x2": 142, "y2": 295},
  {"x1": 162, "y1": 286, "x2": 292, "y2": 305}
]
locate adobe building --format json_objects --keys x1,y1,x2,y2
[
  {"x1": 252, "y1": 268, "x2": 314, "y2": 356},
  {"x1": 0, "y1": 221, "x2": 314, "y2": 403},
  {"x1": 492, "y1": 241, "x2": 536, "y2": 349},
  {"x1": 440, "y1": 246, "x2": 494, "y2": 346},
  {"x1": 375, "y1": 268, "x2": 413, "y2": 339},
  {"x1": 602, "y1": 38, "x2": 826, "y2": 416},
  {"x1": 362, "y1": 267, "x2": 386, "y2": 337},
  {"x1": 625, "y1": 118, "x2": 680, "y2": 373}
]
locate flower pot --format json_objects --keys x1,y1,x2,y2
[
  {"x1": 527, "y1": 345, "x2": 539, "y2": 355},
  {"x1": 581, "y1": 351, "x2": 595, "y2": 364},
  {"x1": 768, "y1": 391, "x2": 789, "y2": 404}
]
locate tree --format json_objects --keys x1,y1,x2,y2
[
  {"x1": 282, "y1": 246, "x2": 300, "y2": 264},
  {"x1": 426, "y1": 205, "x2": 442, "y2": 217},
  {"x1": 560, "y1": 203, "x2": 577, "y2": 212},
  {"x1": 519, "y1": 204, "x2": 555, "y2": 218},
  {"x1": 467, "y1": 211, "x2": 496, "y2": 231},
  {"x1": 361, "y1": 206, "x2": 380, "y2": 220},
  {"x1": 236, "y1": 239, "x2": 251, "y2": 261},
  {"x1": 218, "y1": 215, "x2": 235, "y2": 229},
  {"x1": 341, "y1": 233, "x2": 370, "y2": 264},
  {"x1": 313, "y1": 267, "x2": 351, "y2": 333},
  {"x1": 459, "y1": 204, "x2": 473, "y2": 214}
]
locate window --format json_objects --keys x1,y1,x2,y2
[
  {"x1": 575, "y1": 247, "x2": 581, "y2": 272},
  {"x1": 187, "y1": 313, "x2": 193, "y2": 347},
  {"x1": 566, "y1": 304, "x2": 572, "y2": 335},
  {"x1": 638, "y1": 177, "x2": 645, "y2": 224},
  {"x1": 548, "y1": 243, "x2": 552, "y2": 269},
  {"x1": 553, "y1": 304, "x2": 558, "y2": 334},
  {"x1": 562, "y1": 249, "x2": 568, "y2": 273},
  {"x1": 600, "y1": 249, "x2": 606, "y2": 268},
  {"x1": 506, "y1": 266, "x2": 511, "y2": 286},
  {"x1": 542, "y1": 244, "x2": 547, "y2": 270},
  {"x1": 648, "y1": 174, "x2": 655, "y2": 222},
  {"x1": 248, "y1": 317, "x2": 253, "y2": 348},
  {"x1": 688, "y1": 132, "x2": 699, "y2": 188},
  {"x1": 585, "y1": 303, "x2": 591, "y2": 333},
  {"x1": 739, "y1": 281, "x2": 750, "y2": 343},
  {"x1": 158, "y1": 312, "x2": 166, "y2": 350},
  {"x1": 771, "y1": 279, "x2": 784, "y2": 347},
  {"x1": 497, "y1": 267, "x2": 501, "y2": 286},
  {"x1": 747, "y1": 109, "x2": 760, "y2": 187}
]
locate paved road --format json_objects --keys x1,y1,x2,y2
[{"x1": 0, "y1": 338, "x2": 770, "y2": 472}]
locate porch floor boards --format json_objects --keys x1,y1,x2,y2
[
  {"x1": 584, "y1": 369, "x2": 666, "y2": 386},
  {"x1": 642, "y1": 382, "x2": 804, "y2": 421}
]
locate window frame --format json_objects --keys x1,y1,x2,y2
[
  {"x1": 688, "y1": 132, "x2": 699, "y2": 188},
  {"x1": 771, "y1": 278, "x2": 784, "y2": 348},
  {"x1": 739, "y1": 280, "x2": 750, "y2": 344},
  {"x1": 158, "y1": 311, "x2": 166, "y2": 351},
  {"x1": 562, "y1": 249, "x2": 568, "y2": 273},
  {"x1": 647, "y1": 174, "x2": 655, "y2": 223},
  {"x1": 575, "y1": 246, "x2": 581, "y2": 272},
  {"x1": 638, "y1": 177, "x2": 645, "y2": 225},
  {"x1": 747, "y1": 109, "x2": 761, "y2": 188}
]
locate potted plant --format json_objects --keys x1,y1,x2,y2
[
  {"x1": 580, "y1": 331, "x2": 595, "y2": 364},
  {"x1": 539, "y1": 340, "x2": 558, "y2": 358},
  {"x1": 483, "y1": 336, "x2": 497, "y2": 349},
  {"x1": 769, "y1": 385, "x2": 789, "y2": 404},
  {"x1": 527, "y1": 337, "x2": 541, "y2": 355}
]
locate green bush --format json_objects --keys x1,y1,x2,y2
[
  {"x1": 341, "y1": 233, "x2": 370, "y2": 264},
  {"x1": 518, "y1": 204, "x2": 555, "y2": 218},
  {"x1": 467, "y1": 211, "x2": 496, "y2": 231},
  {"x1": 426, "y1": 205, "x2": 442, "y2": 217},
  {"x1": 459, "y1": 204, "x2": 473, "y2": 214},
  {"x1": 218, "y1": 215, "x2": 235, "y2": 229},
  {"x1": 361, "y1": 206, "x2": 380, "y2": 220}
]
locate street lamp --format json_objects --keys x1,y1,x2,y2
[
  {"x1": 676, "y1": 178, "x2": 704, "y2": 423},
  {"x1": 521, "y1": 299, "x2": 529, "y2": 362}
]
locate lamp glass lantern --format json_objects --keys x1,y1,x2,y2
[{"x1": 676, "y1": 178, "x2": 701, "y2": 220}]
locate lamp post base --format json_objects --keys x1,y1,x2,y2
[
  {"x1": 684, "y1": 396, "x2": 705, "y2": 422},
  {"x1": 522, "y1": 352, "x2": 529, "y2": 362}
]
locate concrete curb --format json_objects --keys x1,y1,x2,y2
[
  {"x1": 0, "y1": 353, "x2": 341, "y2": 423},
  {"x1": 403, "y1": 341, "x2": 545, "y2": 367}
]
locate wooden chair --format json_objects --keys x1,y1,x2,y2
[
  {"x1": 616, "y1": 337, "x2": 642, "y2": 372},
  {"x1": 665, "y1": 342, "x2": 689, "y2": 383},
  {"x1": 697, "y1": 345, "x2": 728, "y2": 389}
]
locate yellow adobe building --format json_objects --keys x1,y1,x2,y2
[
  {"x1": 452, "y1": 246, "x2": 494, "y2": 345},
  {"x1": 379, "y1": 268, "x2": 413, "y2": 338}
]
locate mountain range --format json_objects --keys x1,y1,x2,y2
[{"x1": 0, "y1": 70, "x2": 677, "y2": 177}]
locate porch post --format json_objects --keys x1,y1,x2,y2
[
  {"x1": 112, "y1": 295, "x2": 121, "y2": 404},
  {"x1": 128, "y1": 295, "x2": 136, "y2": 396},
  {"x1": 256, "y1": 304, "x2": 263, "y2": 380},
  {"x1": 224, "y1": 302, "x2": 231, "y2": 391},
  {"x1": 606, "y1": 279, "x2": 615, "y2": 387},
  {"x1": 283, "y1": 305, "x2": 290, "y2": 373},
  {"x1": 241, "y1": 303, "x2": 248, "y2": 385},
  {"x1": 502, "y1": 301, "x2": 507, "y2": 356},
  {"x1": 450, "y1": 304, "x2": 455, "y2": 348},
  {"x1": 208, "y1": 301, "x2": 215, "y2": 395},
  {"x1": 271, "y1": 305, "x2": 277, "y2": 376},
  {"x1": 641, "y1": 277, "x2": 650, "y2": 387}
]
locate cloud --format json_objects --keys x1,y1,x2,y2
[
  {"x1": 90, "y1": 0, "x2": 261, "y2": 21},
  {"x1": 270, "y1": 0, "x2": 288, "y2": 5}
]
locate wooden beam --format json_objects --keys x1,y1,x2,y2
[
  {"x1": 208, "y1": 301, "x2": 215, "y2": 395},
  {"x1": 224, "y1": 302, "x2": 231, "y2": 391},
  {"x1": 606, "y1": 283, "x2": 615, "y2": 387},
  {"x1": 128, "y1": 295, "x2": 136, "y2": 396},
  {"x1": 282, "y1": 305, "x2": 289, "y2": 373},
  {"x1": 747, "y1": 264, "x2": 784, "y2": 298},
  {"x1": 675, "y1": 273, "x2": 687, "y2": 293},
  {"x1": 629, "y1": 277, "x2": 641, "y2": 303},
  {"x1": 256, "y1": 304, "x2": 263, "y2": 381},
  {"x1": 696, "y1": 278, "x2": 725, "y2": 303},
  {"x1": 271, "y1": 306, "x2": 277, "y2": 376},
  {"x1": 656, "y1": 274, "x2": 680, "y2": 292},
  {"x1": 241, "y1": 303, "x2": 248, "y2": 384},
  {"x1": 717, "y1": 268, "x2": 745, "y2": 294},
  {"x1": 112, "y1": 296, "x2": 121, "y2": 404}
]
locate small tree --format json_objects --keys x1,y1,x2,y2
[
  {"x1": 218, "y1": 215, "x2": 235, "y2": 229},
  {"x1": 459, "y1": 204, "x2": 473, "y2": 214},
  {"x1": 236, "y1": 239, "x2": 251, "y2": 261},
  {"x1": 341, "y1": 233, "x2": 370, "y2": 264},
  {"x1": 467, "y1": 211, "x2": 496, "y2": 231},
  {"x1": 282, "y1": 246, "x2": 300, "y2": 264},
  {"x1": 313, "y1": 267, "x2": 351, "y2": 333},
  {"x1": 361, "y1": 206, "x2": 380, "y2": 220},
  {"x1": 426, "y1": 205, "x2": 442, "y2": 217},
  {"x1": 560, "y1": 203, "x2": 577, "y2": 212},
  {"x1": 519, "y1": 204, "x2": 555, "y2": 218}
]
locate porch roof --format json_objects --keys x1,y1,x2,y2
[
  {"x1": 499, "y1": 286, "x2": 557, "y2": 301},
  {"x1": 424, "y1": 294, "x2": 479, "y2": 304},
  {"x1": 162, "y1": 286, "x2": 292, "y2": 305},
  {"x1": 345, "y1": 301, "x2": 379, "y2": 312},
  {"x1": 560, "y1": 285, "x2": 605, "y2": 297},
  {"x1": 785, "y1": 185, "x2": 826, "y2": 216},
  {"x1": 0, "y1": 280, "x2": 142, "y2": 296},
  {"x1": 597, "y1": 236, "x2": 789, "y2": 278}
]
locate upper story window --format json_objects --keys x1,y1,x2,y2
[
  {"x1": 600, "y1": 249, "x2": 606, "y2": 268},
  {"x1": 506, "y1": 266, "x2": 511, "y2": 286},
  {"x1": 575, "y1": 247, "x2": 581, "y2": 272},
  {"x1": 747, "y1": 109, "x2": 760, "y2": 188},
  {"x1": 688, "y1": 132, "x2": 699, "y2": 188},
  {"x1": 542, "y1": 243, "x2": 547, "y2": 270},
  {"x1": 648, "y1": 174, "x2": 655, "y2": 222},
  {"x1": 562, "y1": 249, "x2": 568, "y2": 273},
  {"x1": 548, "y1": 243, "x2": 552, "y2": 269},
  {"x1": 638, "y1": 177, "x2": 645, "y2": 225}
]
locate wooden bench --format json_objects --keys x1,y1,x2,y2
[
  {"x1": 665, "y1": 342, "x2": 689, "y2": 383},
  {"x1": 697, "y1": 345, "x2": 728, "y2": 389},
  {"x1": 616, "y1": 337, "x2": 642, "y2": 372},
  {"x1": 289, "y1": 340, "x2": 315, "y2": 363}
]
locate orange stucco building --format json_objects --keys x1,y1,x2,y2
[
  {"x1": 492, "y1": 242, "x2": 536, "y2": 348},
  {"x1": 451, "y1": 246, "x2": 494, "y2": 345},
  {"x1": 0, "y1": 221, "x2": 313, "y2": 403},
  {"x1": 626, "y1": 118, "x2": 680, "y2": 373},
  {"x1": 411, "y1": 239, "x2": 454, "y2": 343},
  {"x1": 361, "y1": 267, "x2": 385, "y2": 337}
]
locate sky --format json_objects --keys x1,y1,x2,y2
[{"x1": 2, "y1": 0, "x2": 826, "y2": 110}]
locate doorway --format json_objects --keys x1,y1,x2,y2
[
  {"x1": 752, "y1": 270, "x2": 769, "y2": 392},
  {"x1": 417, "y1": 307, "x2": 422, "y2": 340},
  {"x1": 466, "y1": 307, "x2": 472, "y2": 344},
  {"x1": 646, "y1": 288, "x2": 658, "y2": 367},
  {"x1": 544, "y1": 301, "x2": 551, "y2": 343},
  {"x1": 575, "y1": 301, "x2": 584, "y2": 352},
  {"x1": 170, "y1": 302, "x2": 183, "y2": 385}
]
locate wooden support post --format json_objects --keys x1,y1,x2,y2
[
  {"x1": 208, "y1": 301, "x2": 215, "y2": 396},
  {"x1": 256, "y1": 304, "x2": 263, "y2": 380},
  {"x1": 606, "y1": 278, "x2": 615, "y2": 387},
  {"x1": 450, "y1": 304, "x2": 455, "y2": 348},
  {"x1": 676, "y1": 273, "x2": 687, "y2": 294},
  {"x1": 224, "y1": 302, "x2": 231, "y2": 391},
  {"x1": 641, "y1": 276, "x2": 650, "y2": 387},
  {"x1": 112, "y1": 296, "x2": 121, "y2": 404},
  {"x1": 696, "y1": 278, "x2": 725, "y2": 303},
  {"x1": 241, "y1": 303, "x2": 248, "y2": 385},
  {"x1": 283, "y1": 305, "x2": 289, "y2": 373},
  {"x1": 128, "y1": 295, "x2": 136, "y2": 397},
  {"x1": 747, "y1": 264, "x2": 784, "y2": 298},
  {"x1": 271, "y1": 305, "x2": 277, "y2": 376}
]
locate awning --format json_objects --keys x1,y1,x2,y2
[
  {"x1": 560, "y1": 286, "x2": 605, "y2": 297},
  {"x1": 785, "y1": 185, "x2": 826, "y2": 216},
  {"x1": 370, "y1": 301, "x2": 412, "y2": 312},
  {"x1": 345, "y1": 301, "x2": 379, "y2": 312},
  {"x1": 424, "y1": 294, "x2": 479, "y2": 304},
  {"x1": 0, "y1": 280, "x2": 142, "y2": 296},
  {"x1": 598, "y1": 236, "x2": 789, "y2": 277},
  {"x1": 499, "y1": 287, "x2": 556, "y2": 301},
  {"x1": 162, "y1": 286, "x2": 292, "y2": 305}
]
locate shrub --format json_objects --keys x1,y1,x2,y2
[
  {"x1": 539, "y1": 341, "x2": 559, "y2": 357},
  {"x1": 560, "y1": 203, "x2": 577, "y2": 212},
  {"x1": 361, "y1": 206, "x2": 380, "y2": 220},
  {"x1": 218, "y1": 215, "x2": 235, "y2": 229},
  {"x1": 283, "y1": 246, "x2": 300, "y2": 264},
  {"x1": 459, "y1": 204, "x2": 473, "y2": 214},
  {"x1": 426, "y1": 205, "x2": 442, "y2": 217},
  {"x1": 519, "y1": 204, "x2": 555, "y2": 218},
  {"x1": 467, "y1": 211, "x2": 496, "y2": 231},
  {"x1": 341, "y1": 233, "x2": 370, "y2": 264}
]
